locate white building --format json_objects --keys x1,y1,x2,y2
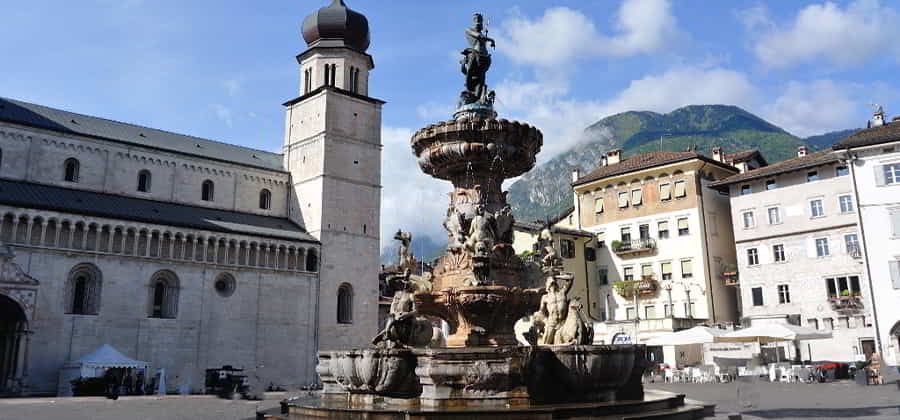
[
  {"x1": 0, "y1": 0, "x2": 380, "y2": 395},
  {"x1": 833, "y1": 111, "x2": 900, "y2": 367},
  {"x1": 710, "y1": 147, "x2": 874, "y2": 362},
  {"x1": 570, "y1": 150, "x2": 742, "y2": 347}
]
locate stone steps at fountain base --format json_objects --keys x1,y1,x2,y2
[{"x1": 256, "y1": 390, "x2": 715, "y2": 420}]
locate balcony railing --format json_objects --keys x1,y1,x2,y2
[
  {"x1": 722, "y1": 266, "x2": 739, "y2": 286},
  {"x1": 829, "y1": 294, "x2": 864, "y2": 312},
  {"x1": 612, "y1": 238, "x2": 656, "y2": 256},
  {"x1": 613, "y1": 276, "x2": 659, "y2": 299},
  {"x1": 847, "y1": 245, "x2": 862, "y2": 259}
]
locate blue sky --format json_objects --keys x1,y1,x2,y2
[{"x1": 3, "y1": 0, "x2": 900, "y2": 248}]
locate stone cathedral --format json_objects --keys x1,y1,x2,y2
[{"x1": 0, "y1": 0, "x2": 380, "y2": 395}]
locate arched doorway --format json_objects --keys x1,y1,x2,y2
[{"x1": 0, "y1": 294, "x2": 27, "y2": 394}]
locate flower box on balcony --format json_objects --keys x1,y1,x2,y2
[
  {"x1": 611, "y1": 238, "x2": 656, "y2": 256},
  {"x1": 828, "y1": 294, "x2": 863, "y2": 312}
]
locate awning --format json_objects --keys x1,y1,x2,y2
[
  {"x1": 645, "y1": 326, "x2": 726, "y2": 346},
  {"x1": 716, "y1": 323, "x2": 831, "y2": 344}
]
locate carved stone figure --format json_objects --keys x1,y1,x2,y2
[
  {"x1": 394, "y1": 230, "x2": 416, "y2": 272},
  {"x1": 554, "y1": 298, "x2": 593, "y2": 346},
  {"x1": 465, "y1": 205, "x2": 494, "y2": 256},
  {"x1": 459, "y1": 13, "x2": 495, "y2": 107},
  {"x1": 493, "y1": 205, "x2": 514, "y2": 245},
  {"x1": 533, "y1": 273, "x2": 573, "y2": 345},
  {"x1": 372, "y1": 273, "x2": 440, "y2": 348},
  {"x1": 443, "y1": 208, "x2": 467, "y2": 251},
  {"x1": 538, "y1": 227, "x2": 561, "y2": 271}
]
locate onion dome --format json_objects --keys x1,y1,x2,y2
[{"x1": 301, "y1": 0, "x2": 370, "y2": 52}]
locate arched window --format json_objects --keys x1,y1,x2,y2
[
  {"x1": 137, "y1": 170, "x2": 152, "y2": 192},
  {"x1": 259, "y1": 189, "x2": 272, "y2": 210},
  {"x1": 201, "y1": 180, "x2": 214, "y2": 202},
  {"x1": 66, "y1": 263, "x2": 102, "y2": 315},
  {"x1": 337, "y1": 283, "x2": 353, "y2": 324},
  {"x1": 64, "y1": 158, "x2": 80, "y2": 182},
  {"x1": 148, "y1": 270, "x2": 179, "y2": 319},
  {"x1": 306, "y1": 249, "x2": 319, "y2": 272}
]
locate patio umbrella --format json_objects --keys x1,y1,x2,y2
[
  {"x1": 717, "y1": 324, "x2": 832, "y2": 362},
  {"x1": 716, "y1": 324, "x2": 831, "y2": 343},
  {"x1": 645, "y1": 326, "x2": 727, "y2": 346}
]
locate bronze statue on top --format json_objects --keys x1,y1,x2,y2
[{"x1": 459, "y1": 13, "x2": 496, "y2": 109}]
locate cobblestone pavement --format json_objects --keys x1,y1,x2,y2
[
  {"x1": 0, "y1": 394, "x2": 283, "y2": 420},
  {"x1": 649, "y1": 380, "x2": 900, "y2": 420}
]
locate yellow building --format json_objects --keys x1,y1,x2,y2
[{"x1": 512, "y1": 208, "x2": 605, "y2": 322}]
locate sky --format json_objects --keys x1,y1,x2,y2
[{"x1": 2, "y1": 0, "x2": 900, "y2": 250}]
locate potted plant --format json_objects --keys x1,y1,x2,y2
[
  {"x1": 610, "y1": 240, "x2": 623, "y2": 252},
  {"x1": 613, "y1": 280, "x2": 635, "y2": 298}
]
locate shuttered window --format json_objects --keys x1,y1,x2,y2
[
  {"x1": 681, "y1": 259, "x2": 693, "y2": 278},
  {"x1": 673, "y1": 181, "x2": 687, "y2": 198},
  {"x1": 891, "y1": 260, "x2": 900, "y2": 289},
  {"x1": 660, "y1": 262, "x2": 672, "y2": 280},
  {"x1": 632, "y1": 189, "x2": 643, "y2": 206},
  {"x1": 677, "y1": 218, "x2": 689, "y2": 236},
  {"x1": 618, "y1": 192, "x2": 629, "y2": 208},
  {"x1": 595, "y1": 197, "x2": 604, "y2": 213},
  {"x1": 642, "y1": 264, "x2": 653, "y2": 278},
  {"x1": 659, "y1": 183, "x2": 672, "y2": 200}
]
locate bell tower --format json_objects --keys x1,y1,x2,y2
[{"x1": 284, "y1": 0, "x2": 382, "y2": 350}]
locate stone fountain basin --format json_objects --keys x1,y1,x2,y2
[
  {"x1": 523, "y1": 344, "x2": 648, "y2": 404},
  {"x1": 317, "y1": 348, "x2": 421, "y2": 398}
]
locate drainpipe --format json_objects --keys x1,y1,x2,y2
[
  {"x1": 695, "y1": 163, "x2": 717, "y2": 323},
  {"x1": 843, "y1": 150, "x2": 884, "y2": 356},
  {"x1": 582, "y1": 239, "x2": 598, "y2": 320}
]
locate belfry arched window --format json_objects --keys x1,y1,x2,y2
[
  {"x1": 66, "y1": 263, "x2": 102, "y2": 315},
  {"x1": 64, "y1": 158, "x2": 80, "y2": 182},
  {"x1": 137, "y1": 170, "x2": 152, "y2": 192},
  {"x1": 148, "y1": 270, "x2": 179, "y2": 319},
  {"x1": 259, "y1": 189, "x2": 271, "y2": 210},
  {"x1": 337, "y1": 283, "x2": 353, "y2": 324},
  {"x1": 202, "y1": 180, "x2": 214, "y2": 202}
]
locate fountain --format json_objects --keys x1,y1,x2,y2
[{"x1": 264, "y1": 10, "x2": 711, "y2": 420}]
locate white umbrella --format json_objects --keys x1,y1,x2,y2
[
  {"x1": 717, "y1": 324, "x2": 831, "y2": 343},
  {"x1": 646, "y1": 326, "x2": 727, "y2": 346}
]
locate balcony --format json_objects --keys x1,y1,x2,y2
[
  {"x1": 829, "y1": 294, "x2": 864, "y2": 313},
  {"x1": 848, "y1": 245, "x2": 862, "y2": 259},
  {"x1": 611, "y1": 238, "x2": 656, "y2": 256},
  {"x1": 722, "y1": 266, "x2": 739, "y2": 286},
  {"x1": 613, "y1": 276, "x2": 659, "y2": 299}
]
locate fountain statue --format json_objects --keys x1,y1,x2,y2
[{"x1": 268, "y1": 9, "x2": 709, "y2": 419}]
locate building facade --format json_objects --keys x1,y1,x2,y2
[
  {"x1": 710, "y1": 147, "x2": 875, "y2": 362},
  {"x1": 0, "y1": 0, "x2": 380, "y2": 395},
  {"x1": 571, "y1": 150, "x2": 741, "y2": 345},
  {"x1": 834, "y1": 113, "x2": 900, "y2": 366}
]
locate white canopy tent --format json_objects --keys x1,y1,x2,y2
[
  {"x1": 717, "y1": 324, "x2": 831, "y2": 343},
  {"x1": 646, "y1": 326, "x2": 726, "y2": 346},
  {"x1": 57, "y1": 344, "x2": 150, "y2": 396}
]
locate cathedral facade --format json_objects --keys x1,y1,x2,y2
[{"x1": 0, "y1": 0, "x2": 380, "y2": 395}]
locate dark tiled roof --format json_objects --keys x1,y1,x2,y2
[
  {"x1": 573, "y1": 151, "x2": 736, "y2": 186},
  {"x1": 0, "y1": 97, "x2": 285, "y2": 172},
  {"x1": 709, "y1": 150, "x2": 839, "y2": 188},
  {"x1": 833, "y1": 122, "x2": 900, "y2": 150},
  {"x1": 0, "y1": 179, "x2": 315, "y2": 242},
  {"x1": 725, "y1": 149, "x2": 767, "y2": 166}
]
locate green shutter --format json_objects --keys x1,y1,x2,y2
[{"x1": 875, "y1": 165, "x2": 887, "y2": 186}]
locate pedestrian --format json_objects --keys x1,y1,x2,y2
[{"x1": 104, "y1": 369, "x2": 120, "y2": 400}]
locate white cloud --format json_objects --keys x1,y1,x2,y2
[
  {"x1": 380, "y1": 126, "x2": 449, "y2": 249},
  {"x1": 494, "y1": 66, "x2": 757, "y2": 159},
  {"x1": 762, "y1": 80, "x2": 861, "y2": 137},
  {"x1": 750, "y1": 0, "x2": 900, "y2": 69},
  {"x1": 496, "y1": 0, "x2": 678, "y2": 67},
  {"x1": 212, "y1": 104, "x2": 233, "y2": 127}
]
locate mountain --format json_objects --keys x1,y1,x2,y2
[
  {"x1": 804, "y1": 129, "x2": 860, "y2": 150},
  {"x1": 507, "y1": 105, "x2": 814, "y2": 222},
  {"x1": 380, "y1": 233, "x2": 446, "y2": 267}
]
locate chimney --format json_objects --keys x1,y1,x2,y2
[
  {"x1": 872, "y1": 105, "x2": 886, "y2": 127},
  {"x1": 600, "y1": 155, "x2": 608, "y2": 167},
  {"x1": 571, "y1": 167, "x2": 581, "y2": 183},
  {"x1": 711, "y1": 146, "x2": 724, "y2": 163},
  {"x1": 606, "y1": 149, "x2": 622, "y2": 165},
  {"x1": 797, "y1": 145, "x2": 808, "y2": 158}
]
